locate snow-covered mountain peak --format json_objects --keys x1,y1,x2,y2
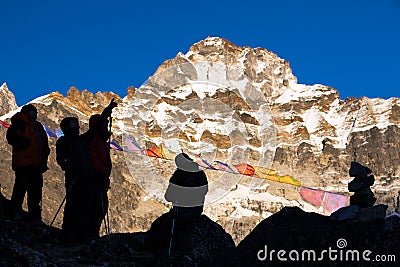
[{"x1": 1, "y1": 37, "x2": 399, "y2": 244}]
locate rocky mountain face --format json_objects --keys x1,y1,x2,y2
[
  {"x1": 0, "y1": 37, "x2": 399, "y2": 246},
  {"x1": 0, "y1": 88, "x2": 166, "y2": 237},
  {"x1": 0, "y1": 83, "x2": 17, "y2": 115}
]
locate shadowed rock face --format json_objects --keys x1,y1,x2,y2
[
  {"x1": 228, "y1": 207, "x2": 400, "y2": 267},
  {"x1": 144, "y1": 212, "x2": 235, "y2": 264},
  {"x1": 2, "y1": 194, "x2": 398, "y2": 267},
  {"x1": 1, "y1": 192, "x2": 233, "y2": 266},
  {"x1": 0, "y1": 217, "x2": 152, "y2": 266},
  {"x1": 0, "y1": 37, "x2": 400, "y2": 247}
]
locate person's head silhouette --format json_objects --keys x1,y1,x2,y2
[
  {"x1": 174, "y1": 153, "x2": 199, "y2": 172},
  {"x1": 21, "y1": 104, "x2": 38, "y2": 121},
  {"x1": 60, "y1": 117, "x2": 80, "y2": 137}
]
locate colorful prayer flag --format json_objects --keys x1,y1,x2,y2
[
  {"x1": 158, "y1": 145, "x2": 178, "y2": 160},
  {"x1": 158, "y1": 145, "x2": 179, "y2": 160},
  {"x1": 144, "y1": 146, "x2": 164, "y2": 158},
  {"x1": 215, "y1": 160, "x2": 238, "y2": 174},
  {"x1": 55, "y1": 128, "x2": 64, "y2": 138},
  {"x1": 41, "y1": 122, "x2": 57, "y2": 138},
  {"x1": 278, "y1": 175, "x2": 302, "y2": 187},
  {"x1": 195, "y1": 155, "x2": 217, "y2": 170},
  {"x1": 254, "y1": 166, "x2": 279, "y2": 181},
  {"x1": 124, "y1": 136, "x2": 144, "y2": 154},
  {"x1": 109, "y1": 141, "x2": 123, "y2": 151},
  {"x1": 234, "y1": 163, "x2": 256, "y2": 176},
  {"x1": 254, "y1": 166, "x2": 276, "y2": 176},
  {"x1": 300, "y1": 187, "x2": 325, "y2": 207},
  {"x1": 0, "y1": 119, "x2": 10, "y2": 128},
  {"x1": 323, "y1": 192, "x2": 349, "y2": 215}
]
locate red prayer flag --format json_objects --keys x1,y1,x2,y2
[
  {"x1": 234, "y1": 163, "x2": 256, "y2": 176},
  {"x1": 0, "y1": 119, "x2": 11, "y2": 128},
  {"x1": 144, "y1": 146, "x2": 164, "y2": 158}
]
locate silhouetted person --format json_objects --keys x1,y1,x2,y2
[
  {"x1": 81, "y1": 99, "x2": 117, "y2": 240},
  {"x1": 348, "y1": 161, "x2": 376, "y2": 209},
  {"x1": 144, "y1": 153, "x2": 208, "y2": 256},
  {"x1": 165, "y1": 153, "x2": 209, "y2": 226},
  {"x1": 6, "y1": 104, "x2": 50, "y2": 222},
  {"x1": 56, "y1": 116, "x2": 92, "y2": 243}
]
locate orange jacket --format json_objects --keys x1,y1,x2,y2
[
  {"x1": 82, "y1": 114, "x2": 112, "y2": 179},
  {"x1": 7, "y1": 112, "x2": 50, "y2": 171},
  {"x1": 88, "y1": 134, "x2": 111, "y2": 178}
]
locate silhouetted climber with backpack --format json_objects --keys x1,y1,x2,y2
[
  {"x1": 56, "y1": 116, "x2": 92, "y2": 244},
  {"x1": 348, "y1": 161, "x2": 376, "y2": 208},
  {"x1": 6, "y1": 104, "x2": 50, "y2": 223},
  {"x1": 81, "y1": 99, "x2": 117, "y2": 240},
  {"x1": 56, "y1": 99, "x2": 117, "y2": 243},
  {"x1": 145, "y1": 153, "x2": 209, "y2": 256},
  {"x1": 165, "y1": 153, "x2": 209, "y2": 225}
]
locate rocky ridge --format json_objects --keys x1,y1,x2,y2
[{"x1": 0, "y1": 83, "x2": 18, "y2": 115}]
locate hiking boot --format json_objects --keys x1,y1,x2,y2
[
  {"x1": 31, "y1": 218, "x2": 45, "y2": 226},
  {"x1": 12, "y1": 211, "x2": 27, "y2": 221}
]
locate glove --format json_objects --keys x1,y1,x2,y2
[
  {"x1": 108, "y1": 98, "x2": 118, "y2": 109},
  {"x1": 102, "y1": 99, "x2": 118, "y2": 118}
]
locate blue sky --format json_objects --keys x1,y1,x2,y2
[{"x1": 1, "y1": 0, "x2": 399, "y2": 106}]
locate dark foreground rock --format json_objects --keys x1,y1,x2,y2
[
  {"x1": 144, "y1": 211, "x2": 235, "y2": 266},
  {"x1": 0, "y1": 213, "x2": 234, "y2": 267},
  {"x1": 2, "y1": 188, "x2": 399, "y2": 267},
  {"x1": 0, "y1": 217, "x2": 155, "y2": 266},
  {"x1": 0, "y1": 191, "x2": 153, "y2": 266},
  {"x1": 1, "y1": 192, "x2": 234, "y2": 266},
  {"x1": 228, "y1": 206, "x2": 400, "y2": 267}
]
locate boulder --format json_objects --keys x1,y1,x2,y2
[
  {"x1": 229, "y1": 206, "x2": 400, "y2": 266},
  {"x1": 385, "y1": 211, "x2": 400, "y2": 231},
  {"x1": 144, "y1": 211, "x2": 235, "y2": 265},
  {"x1": 331, "y1": 204, "x2": 388, "y2": 223},
  {"x1": 356, "y1": 204, "x2": 387, "y2": 222},
  {"x1": 330, "y1": 205, "x2": 359, "y2": 221}
]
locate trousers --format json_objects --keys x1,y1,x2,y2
[{"x1": 10, "y1": 166, "x2": 43, "y2": 220}]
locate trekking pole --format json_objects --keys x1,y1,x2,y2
[
  {"x1": 106, "y1": 202, "x2": 110, "y2": 234},
  {"x1": 168, "y1": 205, "x2": 178, "y2": 257},
  {"x1": 100, "y1": 192, "x2": 109, "y2": 235},
  {"x1": 106, "y1": 101, "x2": 113, "y2": 235},
  {"x1": 0, "y1": 183, "x2": 3, "y2": 220},
  {"x1": 106, "y1": 112, "x2": 111, "y2": 235},
  {"x1": 51, "y1": 180, "x2": 75, "y2": 226}
]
